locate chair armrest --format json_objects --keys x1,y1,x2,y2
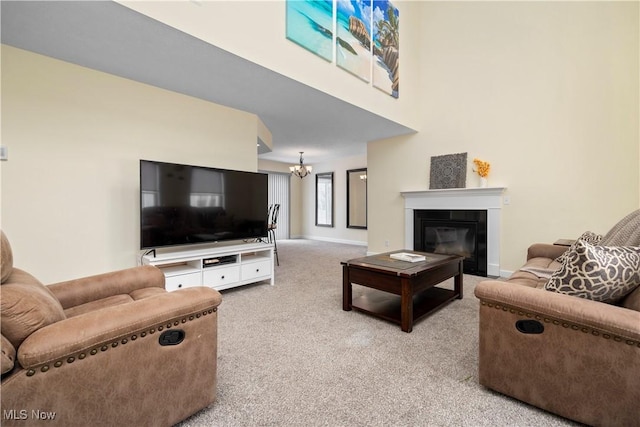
[
  {"x1": 48, "y1": 265, "x2": 165, "y2": 309},
  {"x1": 526, "y1": 243, "x2": 568, "y2": 261},
  {"x1": 17, "y1": 287, "x2": 222, "y2": 368},
  {"x1": 474, "y1": 280, "x2": 640, "y2": 341}
]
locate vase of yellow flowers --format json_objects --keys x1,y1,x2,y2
[{"x1": 473, "y1": 158, "x2": 490, "y2": 188}]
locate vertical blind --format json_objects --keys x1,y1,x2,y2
[{"x1": 266, "y1": 172, "x2": 290, "y2": 240}]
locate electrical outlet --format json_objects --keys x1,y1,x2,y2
[{"x1": 385, "y1": 240, "x2": 389, "y2": 247}]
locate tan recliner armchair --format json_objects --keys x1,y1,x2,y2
[
  {"x1": 474, "y1": 211, "x2": 640, "y2": 426},
  {"x1": 0, "y1": 231, "x2": 222, "y2": 426}
]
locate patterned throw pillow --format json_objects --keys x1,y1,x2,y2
[
  {"x1": 555, "y1": 231, "x2": 603, "y2": 264},
  {"x1": 545, "y1": 240, "x2": 640, "y2": 303}
]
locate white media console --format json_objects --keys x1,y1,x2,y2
[{"x1": 141, "y1": 241, "x2": 274, "y2": 292}]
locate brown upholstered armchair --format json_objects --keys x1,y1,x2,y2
[
  {"x1": 474, "y1": 210, "x2": 640, "y2": 426},
  {"x1": 0, "y1": 231, "x2": 222, "y2": 426}
]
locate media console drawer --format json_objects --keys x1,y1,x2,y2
[
  {"x1": 241, "y1": 259, "x2": 272, "y2": 281},
  {"x1": 164, "y1": 272, "x2": 202, "y2": 292},
  {"x1": 203, "y1": 266, "x2": 241, "y2": 288}
]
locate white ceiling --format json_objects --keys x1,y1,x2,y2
[{"x1": 1, "y1": 0, "x2": 415, "y2": 164}]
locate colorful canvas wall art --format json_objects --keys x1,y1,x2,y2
[
  {"x1": 372, "y1": 0, "x2": 399, "y2": 98},
  {"x1": 336, "y1": 0, "x2": 372, "y2": 82},
  {"x1": 286, "y1": 0, "x2": 400, "y2": 99},
  {"x1": 286, "y1": 0, "x2": 334, "y2": 62}
]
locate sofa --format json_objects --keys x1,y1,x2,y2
[
  {"x1": 0, "y1": 230, "x2": 223, "y2": 426},
  {"x1": 474, "y1": 210, "x2": 640, "y2": 427}
]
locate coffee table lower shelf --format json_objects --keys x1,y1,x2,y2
[{"x1": 351, "y1": 287, "x2": 457, "y2": 326}]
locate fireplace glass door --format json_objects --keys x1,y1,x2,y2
[
  {"x1": 414, "y1": 210, "x2": 487, "y2": 276},
  {"x1": 422, "y1": 222, "x2": 476, "y2": 260}
]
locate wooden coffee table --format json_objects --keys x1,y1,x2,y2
[{"x1": 342, "y1": 251, "x2": 463, "y2": 332}]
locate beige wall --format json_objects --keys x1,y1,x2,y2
[
  {"x1": 3, "y1": 2, "x2": 638, "y2": 282},
  {"x1": 1, "y1": 46, "x2": 261, "y2": 283},
  {"x1": 118, "y1": 0, "x2": 422, "y2": 137},
  {"x1": 258, "y1": 159, "x2": 303, "y2": 237},
  {"x1": 298, "y1": 155, "x2": 368, "y2": 246},
  {"x1": 369, "y1": 1, "x2": 640, "y2": 273},
  {"x1": 257, "y1": 116, "x2": 273, "y2": 152},
  {"x1": 259, "y1": 155, "x2": 368, "y2": 245}
]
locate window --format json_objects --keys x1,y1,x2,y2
[
  {"x1": 315, "y1": 172, "x2": 333, "y2": 227},
  {"x1": 347, "y1": 168, "x2": 367, "y2": 229}
]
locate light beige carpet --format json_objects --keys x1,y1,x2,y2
[{"x1": 177, "y1": 240, "x2": 579, "y2": 427}]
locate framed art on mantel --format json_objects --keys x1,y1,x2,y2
[
  {"x1": 429, "y1": 153, "x2": 468, "y2": 189},
  {"x1": 286, "y1": 0, "x2": 334, "y2": 62}
]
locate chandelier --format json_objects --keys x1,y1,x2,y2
[{"x1": 290, "y1": 152, "x2": 313, "y2": 179}]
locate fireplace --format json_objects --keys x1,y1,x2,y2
[
  {"x1": 401, "y1": 187, "x2": 505, "y2": 277},
  {"x1": 414, "y1": 210, "x2": 487, "y2": 276}
]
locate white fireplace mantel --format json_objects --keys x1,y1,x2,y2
[{"x1": 401, "y1": 187, "x2": 506, "y2": 277}]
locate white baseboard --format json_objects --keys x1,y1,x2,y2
[{"x1": 299, "y1": 235, "x2": 368, "y2": 247}]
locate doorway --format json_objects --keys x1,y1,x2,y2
[{"x1": 266, "y1": 172, "x2": 290, "y2": 240}]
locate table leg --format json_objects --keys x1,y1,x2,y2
[
  {"x1": 342, "y1": 265, "x2": 352, "y2": 311},
  {"x1": 455, "y1": 260, "x2": 464, "y2": 299},
  {"x1": 400, "y1": 278, "x2": 413, "y2": 333}
]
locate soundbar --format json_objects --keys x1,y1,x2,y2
[{"x1": 203, "y1": 255, "x2": 237, "y2": 267}]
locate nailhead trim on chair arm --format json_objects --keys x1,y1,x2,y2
[
  {"x1": 24, "y1": 307, "x2": 217, "y2": 377},
  {"x1": 480, "y1": 301, "x2": 640, "y2": 348}
]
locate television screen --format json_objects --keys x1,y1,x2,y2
[{"x1": 140, "y1": 160, "x2": 268, "y2": 249}]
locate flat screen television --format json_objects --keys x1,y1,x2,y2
[{"x1": 140, "y1": 160, "x2": 268, "y2": 249}]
